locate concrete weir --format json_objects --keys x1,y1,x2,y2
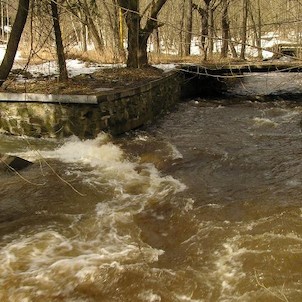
[{"x1": 0, "y1": 71, "x2": 183, "y2": 138}]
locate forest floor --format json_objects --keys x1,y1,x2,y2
[{"x1": 0, "y1": 65, "x2": 166, "y2": 95}]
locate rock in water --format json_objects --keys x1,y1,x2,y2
[{"x1": 0, "y1": 154, "x2": 33, "y2": 172}]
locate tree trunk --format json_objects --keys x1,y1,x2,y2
[
  {"x1": 77, "y1": 10, "x2": 88, "y2": 52},
  {"x1": 87, "y1": 16, "x2": 104, "y2": 53},
  {"x1": 208, "y1": 6, "x2": 214, "y2": 58},
  {"x1": 229, "y1": 32, "x2": 238, "y2": 58},
  {"x1": 103, "y1": 0, "x2": 125, "y2": 59},
  {"x1": 123, "y1": 1, "x2": 140, "y2": 67},
  {"x1": 138, "y1": 33, "x2": 149, "y2": 67},
  {"x1": 81, "y1": 0, "x2": 104, "y2": 53},
  {"x1": 119, "y1": 0, "x2": 167, "y2": 68},
  {"x1": 240, "y1": 0, "x2": 248, "y2": 60},
  {"x1": 0, "y1": 0, "x2": 4, "y2": 41},
  {"x1": 119, "y1": 0, "x2": 139, "y2": 67},
  {"x1": 221, "y1": 0, "x2": 229, "y2": 58},
  {"x1": 179, "y1": 0, "x2": 185, "y2": 56},
  {"x1": 82, "y1": 24, "x2": 88, "y2": 52},
  {"x1": 118, "y1": 5, "x2": 124, "y2": 51},
  {"x1": 70, "y1": 15, "x2": 80, "y2": 46},
  {"x1": 248, "y1": 4, "x2": 262, "y2": 60},
  {"x1": 0, "y1": 0, "x2": 29, "y2": 85},
  {"x1": 257, "y1": 0, "x2": 262, "y2": 60},
  {"x1": 193, "y1": 2, "x2": 210, "y2": 61},
  {"x1": 140, "y1": 0, "x2": 167, "y2": 66},
  {"x1": 201, "y1": 8, "x2": 208, "y2": 60},
  {"x1": 153, "y1": 28, "x2": 160, "y2": 54},
  {"x1": 51, "y1": 0, "x2": 68, "y2": 81},
  {"x1": 184, "y1": 0, "x2": 193, "y2": 56}
]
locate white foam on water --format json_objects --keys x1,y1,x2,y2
[
  {"x1": 214, "y1": 240, "x2": 247, "y2": 289},
  {"x1": 138, "y1": 290, "x2": 162, "y2": 302},
  {"x1": 0, "y1": 133, "x2": 186, "y2": 300},
  {"x1": 21, "y1": 133, "x2": 186, "y2": 194},
  {"x1": 36, "y1": 133, "x2": 123, "y2": 166},
  {"x1": 252, "y1": 117, "x2": 278, "y2": 128},
  {"x1": 135, "y1": 134, "x2": 150, "y2": 141},
  {"x1": 204, "y1": 203, "x2": 224, "y2": 209},
  {"x1": 0, "y1": 219, "x2": 165, "y2": 300},
  {"x1": 286, "y1": 179, "x2": 302, "y2": 187},
  {"x1": 167, "y1": 142, "x2": 183, "y2": 160},
  {"x1": 280, "y1": 109, "x2": 302, "y2": 123},
  {"x1": 206, "y1": 212, "x2": 302, "y2": 301},
  {"x1": 183, "y1": 198, "x2": 195, "y2": 212},
  {"x1": 175, "y1": 295, "x2": 204, "y2": 302}
]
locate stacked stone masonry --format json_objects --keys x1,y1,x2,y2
[{"x1": 0, "y1": 71, "x2": 183, "y2": 138}]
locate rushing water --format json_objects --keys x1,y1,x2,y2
[{"x1": 1, "y1": 79, "x2": 302, "y2": 301}]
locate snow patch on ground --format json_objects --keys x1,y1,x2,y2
[
  {"x1": 0, "y1": 44, "x2": 21, "y2": 61},
  {"x1": 19, "y1": 59, "x2": 125, "y2": 78},
  {"x1": 12, "y1": 58, "x2": 177, "y2": 80}
]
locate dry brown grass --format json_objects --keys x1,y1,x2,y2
[
  {"x1": 1, "y1": 66, "x2": 165, "y2": 95},
  {"x1": 67, "y1": 48, "x2": 125, "y2": 64},
  {"x1": 149, "y1": 52, "x2": 202, "y2": 64},
  {"x1": 17, "y1": 43, "x2": 125, "y2": 65}
]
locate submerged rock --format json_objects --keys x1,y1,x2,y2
[{"x1": 0, "y1": 154, "x2": 33, "y2": 172}]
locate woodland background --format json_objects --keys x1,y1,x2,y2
[{"x1": 0, "y1": 0, "x2": 301, "y2": 82}]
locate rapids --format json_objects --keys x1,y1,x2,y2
[{"x1": 1, "y1": 73, "x2": 302, "y2": 301}]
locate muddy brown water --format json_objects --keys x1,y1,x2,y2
[{"x1": 1, "y1": 73, "x2": 302, "y2": 301}]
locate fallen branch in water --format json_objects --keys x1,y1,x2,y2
[
  {"x1": 0, "y1": 157, "x2": 46, "y2": 186},
  {"x1": 35, "y1": 149, "x2": 86, "y2": 197},
  {"x1": 254, "y1": 271, "x2": 289, "y2": 302}
]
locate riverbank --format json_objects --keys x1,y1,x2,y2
[
  {"x1": 1, "y1": 65, "x2": 166, "y2": 95},
  {"x1": 0, "y1": 65, "x2": 182, "y2": 138},
  {"x1": 1, "y1": 58, "x2": 302, "y2": 138}
]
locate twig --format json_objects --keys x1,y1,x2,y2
[
  {"x1": 254, "y1": 271, "x2": 289, "y2": 302},
  {"x1": 34, "y1": 149, "x2": 86, "y2": 197},
  {"x1": 0, "y1": 158, "x2": 46, "y2": 186}
]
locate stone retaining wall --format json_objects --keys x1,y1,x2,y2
[{"x1": 0, "y1": 71, "x2": 183, "y2": 138}]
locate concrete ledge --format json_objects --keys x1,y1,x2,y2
[{"x1": 0, "y1": 92, "x2": 98, "y2": 104}]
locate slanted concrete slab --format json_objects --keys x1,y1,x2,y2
[{"x1": 0, "y1": 154, "x2": 33, "y2": 172}]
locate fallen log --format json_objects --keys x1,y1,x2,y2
[{"x1": 0, "y1": 154, "x2": 33, "y2": 172}]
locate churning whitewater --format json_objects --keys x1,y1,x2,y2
[
  {"x1": 1, "y1": 98, "x2": 302, "y2": 301},
  {"x1": 0, "y1": 133, "x2": 187, "y2": 301}
]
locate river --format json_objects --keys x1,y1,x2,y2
[{"x1": 1, "y1": 74, "x2": 302, "y2": 301}]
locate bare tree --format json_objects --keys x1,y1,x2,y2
[
  {"x1": 207, "y1": 1, "x2": 219, "y2": 58},
  {"x1": 118, "y1": 0, "x2": 168, "y2": 68},
  {"x1": 0, "y1": 0, "x2": 30, "y2": 86},
  {"x1": 184, "y1": 0, "x2": 193, "y2": 56},
  {"x1": 240, "y1": 0, "x2": 248, "y2": 60},
  {"x1": 82, "y1": 0, "x2": 104, "y2": 53},
  {"x1": 102, "y1": 0, "x2": 125, "y2": 60},
  {"x1": 193, "y1": 0, "x2": 213, "y2": 60},
  {"x1": 220, "y1": 0, "x2": 229, "y2": 58},
  {"x1": 51, "y1": 0, "x2": 68, "y2": 81},
  {"x1": 179, "y1": 0, "x2": 185, "y2": 56},
  {"x1": 248, "y1": 0, "x2": 262, "y2": 60}
]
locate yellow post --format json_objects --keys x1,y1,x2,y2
[{"x1": 119, "y1": 8, "x2": 124, "y2": 49}]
